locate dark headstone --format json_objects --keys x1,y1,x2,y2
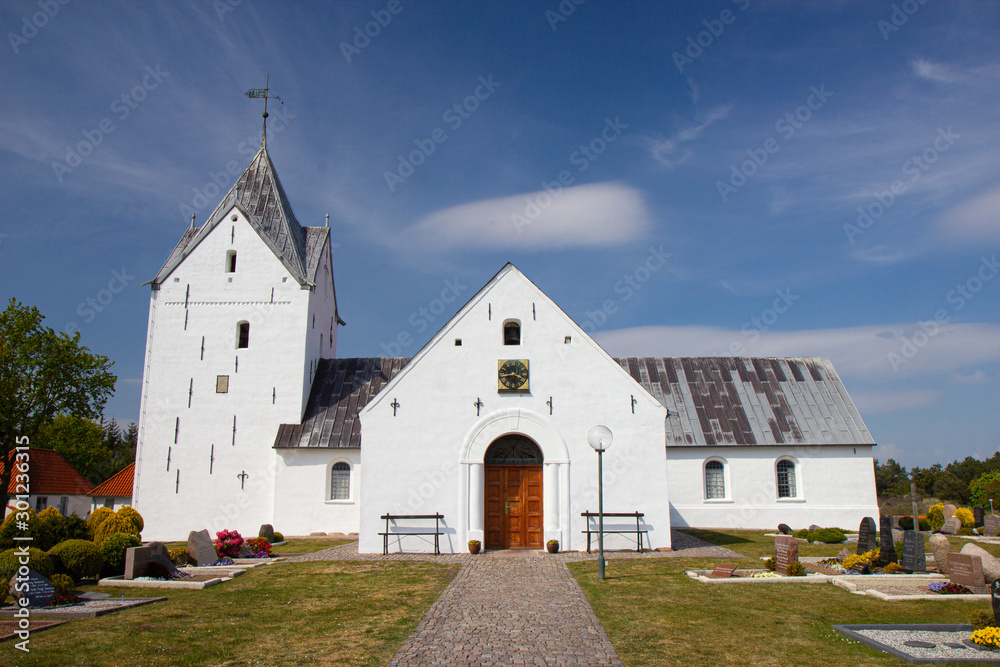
[
  {"x1": 147, "y1": 541, "x2": 169, "y2": 561},
  {"x1": 259, "y1": 524, "x2": 275, "y2": 542},
  {"x1": 124, "y1": 546, "x2": 151, "y2": 580},
  {"x1": 188, "y1": 529, "x2": 218, "y2": 566},
  {"x1": 808, "y1": 524, "x2": 821, "y2": 532},
  {"x1": 857, "y1": 517, "x2": 877, "y2": 554},
  {"x1": 901, "y1": 530, "x2": 926, "y2": 573},
  {"x1": 904, "y1": 641, "x2": 937, "y2": 648},
  {"x1": 986, "y1": 515, "x2": 1000, "y2": 537},
  {"x1": 992, "y1": 580, "x2": 1000, "y2": 624},
  {"x1": 774, "y1": 535, "x2": 799, "y2": 575},
  {"x1": 975, "y1": 507, "x2": 985, "y2": 529},
  {"x1": 777, "y1": 523, "x2": 792, "y2": 535},
  {"x1": 147, "y1": 553, "x2": 181, "y2": 580},
  {"x1": 837, "y1": 547, "x2": 851, "y2": 562},
  {"x1": 941, "y1": 517, "x2": 961, "y2": 535},
  {"x1": 709, "y1": 563, "x2": 737, "y2": 579},
  {"x1": 877, "y1": 516, "x2": 898, "y2": 566},
  {"x1": 948, "y1": 552, "x2": 985, "y2": 587},
  {"x1": 8, "y1": 569, "x2": 55, "y2": 608}
]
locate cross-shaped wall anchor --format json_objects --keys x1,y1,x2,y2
[
  {"x1": 237, "y1": 471, "x2": 249, "y2": 490},
  {"x1": 631, "y1": 395, "x2": 637, "y2": 414},
  {"x1": 546, "y1": 397, "x2": 553, "y2": 415},
  {"x1": 474, "y1": 398, "x2": 484, "y2": 416},
  {"x1": 391, "y1": 399, "x2": 400, "y2": 417}
]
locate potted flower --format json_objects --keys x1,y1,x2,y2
[
  {"x1": 468, "y1": 540, "x2": 481, "y2": 554},
  {"x1": 546, "y1": 539, "x2": 559, "y2": 554}
]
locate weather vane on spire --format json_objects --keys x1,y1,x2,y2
[{"x1": 244, "y1": 74, "x2": 283, "y2": 148}]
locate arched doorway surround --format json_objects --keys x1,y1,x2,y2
[{"x1": 459, "y1": 408, "x2": 570, "y2": 550}]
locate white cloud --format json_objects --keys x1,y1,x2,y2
[
  {"x1": 644, "y1": 104, "x2": 732, "y2": 168},
  {"x1": 400, "y1": 182, "x2": 650, "y2": 252},
  {"x1": 912, "y1": 58, "x2": 960, "y2": 84},
  {"x1": 593, "y1": 323, "x2": 1000, "y2": 380},
  {"x1": 936, "y1": 183, "x2": 1000, "y2": 245}
]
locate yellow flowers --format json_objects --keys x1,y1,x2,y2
[
  {"x1": 842, "y1": 549, "x2": 879, "y2": 571},
  {"x1": 970, "y1": 626, "x2": 1000, "y2": 648}
]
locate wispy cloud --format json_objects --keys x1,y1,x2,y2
[
  {"x1": 935, "y1": 183, "x2": 1000, "y2": 246},
  {"x1": 644, "y1": 104, "x2": 732, "y2": 168},
  {"x1": 912, "y1": 58, "x2": 961, "y2": 84},
  {"x1": 398, "y1": 182, "x2": 650, "y2": 253}
]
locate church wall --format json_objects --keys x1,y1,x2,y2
[
  {"x1": 665, "y1": 445, "x2": 879, "y2": 530},
  {"x1": 133, "y1": 209, "x2": 314, "y2": 540},
  {"x1": 301, "y1": 235, "x2": 339, "y2": 419},
  {"x1": 358, "y1": 270, "x2": 670, "y2": 554},
  {"x1": 272, "y1": 448, "x2": 360, "y2": 537}
]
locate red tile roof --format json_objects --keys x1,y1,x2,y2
[
  {"x1": 3, "y1": 448, "x2": 94, "y2": 495},
  {"x1": 89, "y1": 462, "x2": 134, "y2": 498}
]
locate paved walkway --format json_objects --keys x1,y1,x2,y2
[{"x1": 288, "y1": 531, "x2": 740, "y2": 666}]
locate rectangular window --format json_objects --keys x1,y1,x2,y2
[
  {"x1": 59, "y1": 497, "x2": 68, "y2": 515},
  {"x1": 217, "y1": 375, "x2": 229, "y2": 393},
  {"x1": 35, "y1": 497, "x2": 47, "y2": 512},
  {"x1": 104, "y1": 498, "x2": 114, "y2": 509},
  {"x1": 777, "y1": 460, "x2": 796, "y2": 498}
]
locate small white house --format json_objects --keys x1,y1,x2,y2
[
  {"x1": 4, "y1": 448, "x2": 94, "y2": 518},
  {"x1": 89, "y1": 462, "x2": 134, "y2": 512},
  {"x1": 132, "y1": 138, "x2": 880, "y2": 547}
]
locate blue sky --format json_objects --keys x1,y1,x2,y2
[{"x1": 2, "y1": 1, "x2": 998, "y2": 467}]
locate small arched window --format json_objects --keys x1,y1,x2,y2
[
  {"x1": 330, "y1": 462, "x2": 350, "y2": 500},
  {"x1": 503, "y1": 320, "x2": 521, "y2": 345},
  {"x1": 226, "y1": 250, "x2": 237, "y2": 273},
  {"x1": 705, "y1": 460, "x2": 725, "y2": 499},
  {"x1": 236, "y1": 321, "x2": 250, "y2": 349},
  {"x1": 776, "y1": 459, "x2": 796, "y2": 498}
]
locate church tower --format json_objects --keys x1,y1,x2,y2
[{"x1": 132, "y1": 132, "x2": 342, "y2": 541}]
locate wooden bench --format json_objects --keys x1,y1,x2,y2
[
  {"x1": 379, "y1": 513, "x2": 444, "y2": 555},
  {"x1": 581, "y1": 511, "x2": 648, "y2": 552}
]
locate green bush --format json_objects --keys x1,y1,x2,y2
[
  {"x1": 48, "y1": 540, "x2": 103, "y2": 581},
  {"x1": 807, "y1": 528, "x2": 846, "y2": 544},
  {"x1": 971, "y1": 472, "x2": 1000, "y2": 508},
  {"x1": 883, "y1": 562, "x2": 903, "y2": 574},
  {"x1": 0, "y1": 508, "x2": 36, "y2": 550},
  {"x1": 898, "y1": 516, "x2": 931, "y2": 531},
  {"x1": 972, "y1": 610, "x2": 998, "y2": 631},
  {"x1": 793, "y1": 529, "x2": 809, "y2": 539},
  {"x1": 93, "y1": 512, "x2": 140, "y2": 546},
  {"x1": 764, "y1": 557, "x2": 776, "y2": 571},
  {"x1": 785, "y1": 562, "x2": 806, "y2": 577},
  {"x1": 49, "y1": 573, "x2": 76, "y2": 596},
  {"x1": 958, "y1": 526, "x2": 974, "y2": 536},
  {"x1": 168, "y1": 547, "x2": 189, "y2": 566},
  {"x1": 99, "y1": 533, "x2": 142, "y2": 575},
  {"x1": 115, "y1": 506, "x2": 144, "y2": 533},
  {"x1": 34, "y1": 508, "x2": 88, "y2": 551},
  {"x1": 0, "y1": 547, "x2": 54, "y2": 584},
  {"x1": 86, "y1": 507, "x2": 114, "y2": 537},
  {"x1": 927, "y1": 503, "x2": 945, "y2": 531},
  {"x1": 272, "y1": 531, "x2": 284, "y2": 543},
  {"x1": 955, "y1": 507, "x2": 975, "y2": 528}
]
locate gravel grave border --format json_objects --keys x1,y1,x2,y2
[{"x1": 834, "y1": 624, "x2": 1000, "y2": 664}]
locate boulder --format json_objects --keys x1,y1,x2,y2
[
  {"x1": 961, "y1": 543, "x2": 1000, "y2": 584},
  {"x1": 187, "y1": 529, "x2": 219, "y2": 566},
  {"x1": 929, "y1": 533, "x2": 952, "y2": 574},
  {"x1": 259, "y1": 524, "x2": 275, "y2": 543},
  {"x1": 837, "y1": 547, "x2": 851, "y2": 562},
  {"x1": 777, "y1": 523, "x2": 792, "y2": 535},
  {"x1": 943, "y1": 504, "x2": 957, "y2": 520},
  {"x1": 808, "y1": 524, "x2": 821, "y2": 532},
  {"x1": 147, "y1": 541, "x2": 170, "y2": 561}
]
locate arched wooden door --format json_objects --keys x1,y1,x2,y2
[{"x1": 484, "y1": 435, "x2": 543, "y2": 549}]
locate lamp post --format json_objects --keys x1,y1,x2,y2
[{"x1": 588, "y1": 425, "x2": 613, "y2": 581}]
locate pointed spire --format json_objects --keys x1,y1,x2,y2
[{"x1": 244, "y1": 74, "x2": 282, "y2": 151}]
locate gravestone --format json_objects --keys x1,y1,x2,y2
[
  {"x1": 857, "y1": 517, "x2": 877, "y2": 554},
  {"x1": 147, "y1": 553, "x2": 182, "y2": 580},
  {"x1": 901, "y1": 530, "x2": 926, "y2": 573},
  {"x1": 941, "y1": 517, "x2": 961, "y2": 535},
  {"x1": 188, "y1": 529, "x2": 218, "y2": 566},
  {"x1": 147, "y1": 541, "x2": 170, "y2": 561},
  {"x1": 929, "y1": 534, "x2": 952, "y2": 574},
  {"x1": 891, "y1": 516, "x2": 901, "y2": 529},
  {"x1": 774, "y1": 535, "x2": 799, "y2": 575},
  {"x1": 975, "y1": 507, "x2": 985, "y2": 529},
  {"x1": 124, "y1": 546, "x2": 151, "y2": 580},
  {"x1": 709, "y1": 563, "x2": 737, "y2": 578},
  {"x1": 948, "y1": 552, "x2": 985, "y2": 587},
  {"x1": 837, "y1": 547, "x2": 851, "y2": 562},
  {"x1": 259, "y1": 524, "x2": 275, "y2": 543},
  {"x1": 8, "y1": 569, "x2": 55, "y2": 608},
  {"x1": 943, "y1": 504, "x2": 957, "y2": 521},
  {"x1": 878, "y1": 516, "x2": 898, "y2": 566},
  {"x1": 961, "y1": 543, "x2": 1000, "y2": 584},
  {"x1": 777, "y1": 523, "x2": 792, "y2": 535},
  {"x1": 992, "y1": 580, "x2": 1000, "y2": 624},
  {"x1": 986, "y1": 515, "x2": 1000, "y2": 537},
  {"x1": 808, "y1": 524, "x2": 821, "y2": 532}
]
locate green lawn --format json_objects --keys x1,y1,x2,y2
[
  {"x1": 14, "y1": 560, "x2": 457, "y2": 666},
  {"x1": 162, "y1": 536, "x2": 353, "y2": 556}
]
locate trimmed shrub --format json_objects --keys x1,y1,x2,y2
[
  {"x1": 793, "y1": 529, "x2": 809, "y2": 539},
  {"x1": 0, "y1": 547, "x2": 55, "y2": 585},
  {"x1": 168, "y1": 547, "x2": 189, "y2": 566},
  {"x1": 35, "y1": 508, "x2": 88, "y2": 551},
  {"x1": 807, "y1": 528, "x2": 846, "y2": 544},
  {"x1": 49, "y1": 573, "x2": 76, "y2": 595},
  {"x1": 958, "y1": 526, "x2": 974, "y2": 536},
  {"x1": 843, "y1": 549, "x2": 879, "y2": 571},
  {"x1": 927, "y1": 503, "x2": 945, "y2": 531},
  {"x1": 115, "y1": 506, "x2": 144, "y2": 533},
  {"x1": 48, "y1": 540, "x2": 103, "y2": 581},
  {"x1": 93, "y1": 512, "x2": 140, "y2": 546},
  {"x1": 955, "y1": 507, "x2": 975, "y2": 528},
  {"x1": 883, "y1": 562, "x2": 904, "y2": 574},
  {"x1": 972, "y1": 610, "x2": 998, "y2": 631},
  {"x1": 785, "y1": 562, "x2": 806, "y2": 577},
  {"x1": 99, "y1": 533, "x2": 142, "y2": 575},
  {"x1": 0, "y1": 508, "x2": 36, "y2": 551},
  {"x1": 898, "y1": 516, "x2": 931, "y2": 531},
  {"x1": 764, "y1": 557, "x2": 776, "y2": 571},
  {"x1": 86, "y1": 507, "x2": 114, "y2": 537},
  {"x1": 272, "y1": 532, "x2": 284, "y2": 543}
]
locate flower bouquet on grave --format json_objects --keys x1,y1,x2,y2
[
  {"x1": 971, "y1": 627, "x2": 1000, "y2": 650},
  {"x1": 213, "y1": 529, "x2": 244, "y2": 558},
  {"x1": 246, "y1": 537, "x2": 273, "y2": 558},
  {"x1": 927, "y1": 581, "x2": 972, "y2": 594}
]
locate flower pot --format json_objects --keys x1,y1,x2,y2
[
  {"x1": 468, "y1": 542, "x2": 481, "y2": 554},
  {"x1": 546, "y1": 542, "x2": 559, "y2": 554}
]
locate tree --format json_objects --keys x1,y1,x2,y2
[
  {"x1": 970, "y1": 471, "x2": 1000, "y2": 509},
  {"x1": 33, "y1": 415, "x2": 109, "y2": 484},
  {"x1": 874, "y1": 458, "x2": 908, "y2": 496},
  {"x1": 0, "y1": 298, "x2": 116, "y2": 510}
]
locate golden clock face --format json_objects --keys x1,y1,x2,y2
[{"x1": 498, "y1": 359, "x2": 529, "y2": 392}]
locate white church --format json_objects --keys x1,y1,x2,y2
[{"x1": 132, "y1": 135, "x2": 880, "y2": 552}]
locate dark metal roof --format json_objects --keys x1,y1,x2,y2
[
  {"x1": 273, "y1": 358, "x2": 410, "y2": 449},
  {"x1": 151, "y1": 146, "x2": 323, "y2": 287},
  {"x1": 614, "y1": 357, "x2": 875, "y2": 447}
]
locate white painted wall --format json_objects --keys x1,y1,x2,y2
[
  {"x1": 133, "y1": 207, "x2": 333, "y2": 541},
  {"x1": 90, "y1": 496, "x2": 132, "y2": 513},
  {"x1": 665, "y1": 445, "x2": 879, "y2": 530},
  {"x1": 4, "y1": 495, "x2": 92, "y2": 519},
  {"x1": 273, "y1": 448, "x2": 360, "y2": 536},
  {"x1": 359, "y1": 267, "x2": 671, "y2": 554}
]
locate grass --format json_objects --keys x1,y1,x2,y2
[
  {"x1": 570, "y1": 555, "x2": 982, "y2": 666},
  {"x1": 15, "y1": 559, "x2": 458, "y2": 666},
  {"x1": 162, "y1": 536, "x2": 353, "y2": 555}
]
